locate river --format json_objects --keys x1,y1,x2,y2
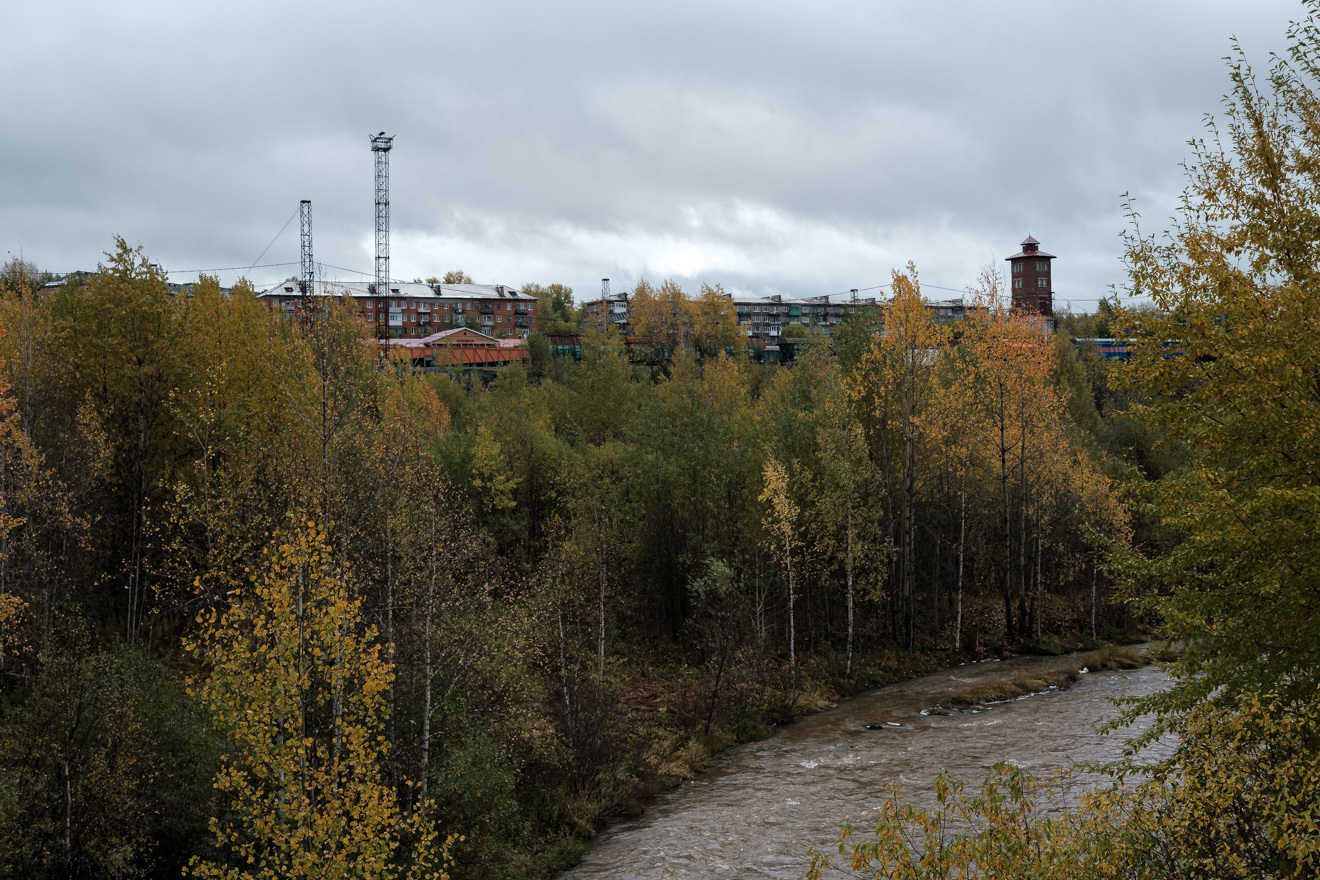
[{"x1": 565, "y1": 650, "x2": 1171, "y2": 879}]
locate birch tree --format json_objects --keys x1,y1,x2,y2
[{"x1": 186, "y1": 523, "x2": 450, "y2": 880}]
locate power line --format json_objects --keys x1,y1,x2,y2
[
  {"x1": 816, "y1": 280, "x2": 971, "y2": 300},
  {"x1": 166, "y1": 261, "x2": 298, "y2": 275},
  {"x1": 244, "y1": 207, "x2": 300, "y2": 276},
  {"x1": 319, "y1": 261, "x2": 373, "y2": 277}
]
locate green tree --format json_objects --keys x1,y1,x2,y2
[
  {"x1": 1116, "y1": 6, "x2": 1320, "y2": 713},
  {"x1": 53, "y1": 238, "x2": 190, "y2": 644},
  {"x1": 0, "y1": 649, "x2": 219, "y2": 880},
  {"x1": 521, "y1": 283, "x2": 581, "y2": 336}
]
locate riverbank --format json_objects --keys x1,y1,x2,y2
[
  {"x1": 536, "y1": 636, "x2": 1161, "y2": 876},
  {"x1": 562, "y1": 645, "x2": 1172, "y2": 880}
]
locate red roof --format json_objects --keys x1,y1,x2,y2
[
  {"x1": 1006, "y1": 234, "x2": 1055, "y2": 260},
  {"x1": 420, "y1": 327, "x2": 497, "y2": 345}
]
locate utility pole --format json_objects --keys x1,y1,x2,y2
[
  {"x1": 299, "y1": 200, "x2": 314, "y2": 313},
  {"x1": 370, "y1": 132, "x2": 394, "y2": 297}
]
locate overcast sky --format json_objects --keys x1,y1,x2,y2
[{"x1": 2, "y1": 1, "x2": 1306, "y2": 309}]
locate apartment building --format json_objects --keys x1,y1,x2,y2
[
  {"x1": 258, "y1": 280, "x2": 537, "y2": 339},
  {"x1": 583, "y1": 290, "x2": 967, "y2": 339}
]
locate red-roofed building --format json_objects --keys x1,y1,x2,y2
[{"x1": 376, "y1": 326, "x2": 528, "y2": 369}]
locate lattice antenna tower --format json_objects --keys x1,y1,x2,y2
[
  {"x1": 370, "y1": 132, "x2": 394, "y2": 296},
  {"x1": 299, "y1": 200, "x2": 314, "y2": 308},
  {"x1": 601, "y1": 278, "x2": 610, "y2": 298}
]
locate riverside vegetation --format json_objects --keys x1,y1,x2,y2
[
  {"x1": 810, "y1": 6, "x2": 1320, "y2": 879},
  {"x1": 3, "y1": 11, "x2": 1315, "y2": 879}
]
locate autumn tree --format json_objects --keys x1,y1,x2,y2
[
  {"x1": 847, "y1": 267, "x2": 946, "y2": 648},
  {"x1": 922, "y1": 358, "x2": 987, "y2": 651},
  {"x1": 628, "y1": 279, "x2": 739, "y2": 357},
  {"x1": 0, "y1": 257, "x2": 44, "y2": 301},
  {"x1": 959, "y1": 272, "x2": 1066, "y2": 640},
  {"x1": 817, "y1": 8, "x2": 1320, "y2": 877},
  {"x1": 1100, "y1": 7, "x2": 1320, "y2": 868},
  {"x1": 689, "y1": 283, "x2": 741, "y2": 354},
  {"x1": 0, "y1": 318, "x2": 83, "y2": 665},
  {"x1": 759, "y1": 456, "x2": 801, "y2": 681},
  {"x1": 186, "y1": 523, "x2": 449, "y2": 880},
  {"x1": 811, "y1": 376, "x2": 877, "y2": 675},
  {"x1": 52, "y1": 238, "x2": 190, "y2": 644}
]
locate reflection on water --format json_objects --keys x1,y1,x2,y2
[{"x1": 565, "y1": 651, "x2": 1170, "y2": 879}]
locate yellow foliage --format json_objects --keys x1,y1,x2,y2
[
  {"x1": 184, "y1": 522, "x2": 451, "y2": 880},
  {"x1": 470, "y1": 426, "x2": 518, "y2": 510},
  {"x1": 628, "y1": 278, "x2": 739, "y2": 355}
]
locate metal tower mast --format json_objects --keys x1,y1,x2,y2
[
  {"x1": 299, "y1": 200, "x2": 314, "y2": 307},
  {"x1": 370, "y1": 132, "x2": 394, "y2": 296},
  {"x1": 601, "y1": 278, "x2": 610, "y2": 298}
]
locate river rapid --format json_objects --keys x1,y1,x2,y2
[{"x1": 565, "y1": 650, "x2": 1171, "y2": 879}]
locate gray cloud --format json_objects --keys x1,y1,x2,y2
[{"x1": 3, "y1": 0, "x2": 1304, "y2": 308}]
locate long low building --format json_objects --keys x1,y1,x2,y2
[
  {"x1": 258, "y1": 280, "x2": 538, "y2": 339},
  {"x1": 378, "y1": 327, "x2": 529, "y2": 368},
  {"x1": 584, "y1": 291, "x2": 967, "y2": 339}
]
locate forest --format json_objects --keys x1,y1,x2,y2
[
  {"x1": 5, "y1": 7, "x2": 1320, "y2": 877},
  {"x1": 0, "y1": 234, "x2": 1142, "y2": 879}
]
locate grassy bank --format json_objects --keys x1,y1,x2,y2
[{"x1": 930, "y1": 643, "x2": 1158, "y2": 712}]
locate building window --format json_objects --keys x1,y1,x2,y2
[
  {"x1": 1013, "y1": 263, "x2": 1024, "y2": 273},
  {"x1": 1036, "y1": 261, "x2": 1048, "y2": 272},
  {"x1": 1013, "y1": 278, "x2": 1023, "y2": 289},
  {"x1": 1037, "y1": 278, "x2": 1048, "y2": 288}
]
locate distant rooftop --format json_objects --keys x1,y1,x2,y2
[{"x1": 258, "y1": 280, "x2": 534, "y2": 300}]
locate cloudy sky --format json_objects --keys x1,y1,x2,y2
[{"x1": 2, "y1": 1, "x2": 1305, "y2": 308}]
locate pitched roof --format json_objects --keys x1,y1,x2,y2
[{"x1": 420, "y1": 327, "x2": 498, "y2": 344}]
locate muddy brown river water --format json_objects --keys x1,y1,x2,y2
[{"x1": 565, "y1": 650, "x2": 1171, "y2": 879}]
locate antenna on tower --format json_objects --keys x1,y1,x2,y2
[
  {"x1": 850, "y1": 288, "x2": 859, "y2": 309},
  {"x1": 299, "y1": 200, "x2": 314, "y2": 310},
  {"x1": 370, "y1": 132, "x2": 394, "y2": 296}
]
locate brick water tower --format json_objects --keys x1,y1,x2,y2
[{"x1": 1005, "y1": 235, "x2": 1055, "y2": 317}]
